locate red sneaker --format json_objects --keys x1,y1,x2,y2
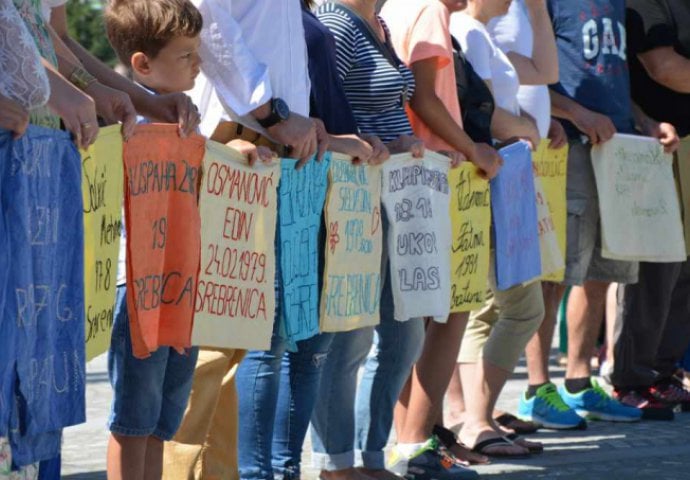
[
  {"x1": 651, "y1": 379, "x2": 690, "y2": 411},
  {"x1": 613, "y1": 388, "x2": 674, "y2": 421}
]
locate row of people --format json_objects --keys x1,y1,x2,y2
[{"x1": 2, "y1": 0, "x2": 690, "y2": 479}]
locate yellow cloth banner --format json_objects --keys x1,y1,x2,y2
[
  {"x1": 532, "y1": 141, "x2": 568, "y2": 282},
  {"x1": 449, "y1": 163, "x2": 491, "y2": 313},
  {"x1": 82, "y1": 125, "x2": 124, "y2": 361},
  {"x1": 193, "y1": 141, "x2": 280, "y2": 350},
  {"x1": 320, "y1": 155, "x2": 383, "y2": 332}
]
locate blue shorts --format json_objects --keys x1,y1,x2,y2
[{"x1": 107, "y1": 286, "x2": 198, "y2": 440}]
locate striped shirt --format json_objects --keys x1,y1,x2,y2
[{"x1": 317, "y1": 3, "x2": 415, "y2": 143}]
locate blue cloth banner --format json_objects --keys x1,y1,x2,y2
[
  {"x1": 491, "y1": 141, "x2": 541, "y2": 290},
  {"x1": 277, "y1": 155, "x2": 330, "y2": 348},
  {"x1": 0, "y1": 126, "x2": 85, "y2": 466}
]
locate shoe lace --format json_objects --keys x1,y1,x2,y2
[
  {"x1": 540, "y1": 385, "x2": 571, "y2": 412},
  {"x1": 590, "y1": 381, "x2": 615, "y2": 408}
]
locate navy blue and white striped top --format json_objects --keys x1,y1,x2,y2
[{"x1": 317, "y1": 2, "x2": 415, "y2": 143}]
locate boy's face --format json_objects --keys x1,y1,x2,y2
[{"x1": 133, "y1": 35, "x2": 202, "y2": 94}]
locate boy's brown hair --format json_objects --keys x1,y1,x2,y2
[{"x1": 105, "y1": 0, "x2": 203, "y2": 65}]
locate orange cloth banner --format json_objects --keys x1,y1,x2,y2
[{"x1": 123, "y1": 124, "x2": 205, "y2": 358}]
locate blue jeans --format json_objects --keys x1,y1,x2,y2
[
  {"x1": 310, "y1": 275, "x2": 425, "y2": 470},
  {"x1": 236, "y1": 322, "x2": 334, "y2": 480}
]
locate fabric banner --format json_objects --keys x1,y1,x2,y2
[
  {"x1": 381, "y1": 152, "x2": 452, "y2": 322},
  {"x1": 320, "y1": 155, "x2": 383, "y2": 332},
  {"x1": 592, "y1": 133, "x2": 686, "y2": 262},
  {"x1": 534, "y1": 176, "x2": 564, "y2": 279},
  {"x1": 123, "y1": 124, "x2": 204, "y2": 359},
  {"x1": 277, "y1": 155, "x2": 331, "y2": 347},
  {"x1": 532, "y1": 141, "x2": 568, "y2": 282},
  {"x1": 193, "y1": 141, "x2": 280, "y2": 350},
  {"x1": 81, "y1": 125, "x2": 124, "y2": 361},
  {"x1": 448, "y1": 163, "x2": 491, "y2": 313},
  {"x1": 0, "y1": 126, "x2": 85, "y2": 466},
  {"x1": 492, "y1": 141, "x2": 541, "y2": 290},
  {"x1": 676, "y1": 136, "x2": 690, "y2": 255}
]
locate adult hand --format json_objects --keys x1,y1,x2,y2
[
  {"x1": 332, "y1": 134, "x2": 374, "y2": 165},
  {"x1": 48, "y1": 77, "x2": 98, "y2": 149},
  {"x1": 646, "y1": 121, "x2": 679, "y2": 154},
  {"x1": 141, "y1": 92, "x2": 200, "y2": 137},
  {"x1": 362, "y1": 134, "x2": 390, "y2": 165},
  {"x1": 547, "y1": 118, "x2": 567, "y2": 149},
  {"x1": 267, "y1": 113, "x2": 318, "y2": 165},
  {"x1": 84, "y1": 82, "x2": 137, "y2": 140},
  {"x1": 439, "y1": 150, "x2": 467, "y2": 168},
  {"x1": 312, "y1": 118, "x2": 330, "y2": 165},
  {"x1": 571, "y1": 107, "x2": 616, "y2": 144},
  {"x1": 470, "y1": 142, "x2": 503, "y2": 180},
  {"x1": 388, "y1": 134, "x2": 425, "y2": 158},
  {"x1": 0, "y1": 95, "x2": 30, "y2": 139}
]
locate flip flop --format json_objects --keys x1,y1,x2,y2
[
  {"x1": 471, "y1": 436, "x2": 531, "y2": 458},
  {"x1": 494, "y1": 412, "x2": 540, "y2": 434},
  {"x1": 504, "y1": 433, "x2": 544, "y2": 454}
]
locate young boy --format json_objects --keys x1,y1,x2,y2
[{"x1": 103, "y1": 1, "x2": 270, "y2": 479}]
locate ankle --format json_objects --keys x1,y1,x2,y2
[
  {"x1": 565, "y1": 377, "x2": 592, "y2": 394},
  {"x1": 526, "y1": 382, "x2": 549, "y2": 399}
]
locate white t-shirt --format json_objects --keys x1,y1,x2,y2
[
  {"x1": 488, "y1": 0, "x2": 551, "y2": 138},
  {"x1": 450, "y1": 12, "x2": 521, "y2": 116}
]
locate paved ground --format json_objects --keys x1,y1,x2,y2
[{"x1": 62, "y1": 353, "x2": 690, "y2": 479}]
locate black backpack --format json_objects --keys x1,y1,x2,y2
[{"x1": 451, "y1": 35, "x2": 495, "y2": 145}]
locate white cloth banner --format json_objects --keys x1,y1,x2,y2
[
  {"x1": 591, "y1": 133, "x2": 686, "y2": 262},
  {"x1": 380, "y1": 152, "x2": 452, "y2": 322}
]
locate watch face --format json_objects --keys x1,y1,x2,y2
[{"x1": 274, "y1": 98, "x2": 290, "y2": 120}]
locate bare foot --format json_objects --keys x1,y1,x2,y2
[
  {"x1": 356, "y1": 467, "x2": 402, "y2": 479},
  {"x1": 444, "y1": 410, "x2": 466, "y2": 434},
  {"x1": 493, "y1": 422, "x2": 543, "y2": 453},
  {"x1": 320, "y1": 468, "x2": 376, "y2": 480}
]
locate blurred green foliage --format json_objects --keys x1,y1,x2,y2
[{"x1": 66, "y1": 0, "x2": 117, "y2": 66}]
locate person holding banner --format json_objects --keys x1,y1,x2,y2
[
  {"x1": 608, "y1": 0, "x2": 690, "y2": 417},
  {"x1": 381, "y1": 0, "x2": 502, "y2": 475},
  {"x1": 483, "y1": 0, "x2": 585, "y2": 432},
  {"x1": 448, "y1": 0, "x2": 550, "y2": 458},
  {"x1": 313, "y1": 2, "x2": 430, "y2": 480},
  {"x1": 547, "y1": 0, "x2": 677, "y2": 424},
  {"x1": 234, "y1": 2, "x2": 390, "y2": 479}
]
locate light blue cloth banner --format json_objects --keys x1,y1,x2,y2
[
  {"x1": 277, "y1": 154, "x2": 331, "y2": 348},
  {"x1": 491, "y1": 141, "x2": 541, "y2": 290},
  {"x1": 0, "y1": 126, "x2": 85, "y2": 466}
]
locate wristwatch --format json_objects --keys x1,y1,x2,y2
[{"x1": 256, "y1": 98, "x2": 290, "y2": 128}]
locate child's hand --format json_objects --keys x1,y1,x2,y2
[
  {"x1": 227, "y1": 139, "x2": 276, "y2": 166},
  {"x1": 439, "y1": 150, "x2": 467, "y2": 168}
]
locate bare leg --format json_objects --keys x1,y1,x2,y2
[
  {"x1": 457, "y1": 362, "x2": 527, "y2": 456},
  {"x1": 397, "y1": 313, "x2": 469, "y2": 444},
  {"x1": 394, "y1": 376, "x2": 412, "y2": 435},
  {"x1": 444, "y1": 364, "x2": 466, "y2": 429},
  {"x1": 107, "y1": 434, "x2": 147, "y2": 480},
  {"x1": 143, "y1": 437, "x2": 164, "y2": 480},
  {"x1": 566, "y1": 281, "x2": 610, "y2": 380},
  {"x1": 525, "y1": 283, "x2": 567, "y2": 385},
  {"x1": 605, "y1": 283, "x2": 618, "y2": 366}
]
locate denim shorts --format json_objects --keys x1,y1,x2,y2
[{"x1": 107, "y1": 286, "x2": 199, "y2": 440}]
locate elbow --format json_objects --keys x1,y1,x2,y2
[{"x1": 543, "y1": 62, "x2": 559, "y2": 85}]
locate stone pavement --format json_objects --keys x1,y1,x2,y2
[{"x1": 62, "y1": 354, "x2": 690, "y2": 480}]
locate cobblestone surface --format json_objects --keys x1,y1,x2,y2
[{"x1": 62, "y1": 354, "x2": 690, "y2": 479}]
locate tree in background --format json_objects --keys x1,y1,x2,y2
[{"x1": 66, "y1": 0, "x2": 117, "y2": 67}]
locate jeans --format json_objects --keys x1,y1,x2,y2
[
  {"x1": 236, "y1": 322, "x2": 334, "y2": 480},
  {"x1": 311, "y1": 274, "x2": 425, "y2": 470}
]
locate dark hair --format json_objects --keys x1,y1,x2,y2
[
  {"x1": 105, "y1": 0, "x2": 203, "y2": 65},
  {"x1": 302, "y1": 0, "x2": 316, "y2": 10}
]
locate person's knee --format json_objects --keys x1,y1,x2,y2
[{"x1": 582, "y1": 280, "x2": 610, "y2": 303}]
